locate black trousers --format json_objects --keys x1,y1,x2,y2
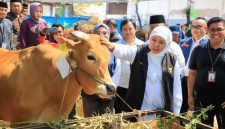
[
  {"x1": 195, "y1": 99, "x2": 225, "y2": 129},
  {"x1": 82, "y1": 91, "x2": 114, "y2": 117},
  {"x1": 202, "y1": 106, "x2": 225, "y2": 129},
  {"x1": 114, "y1": 86, "x2": 128, "y2": 113},
  {"x1": 180, "y1": 76, "x2": 189, "y2": 113}
]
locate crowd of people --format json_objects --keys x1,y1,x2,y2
[
  {"x1": 90, "y1": 15, "x2": 225, "y2": 129},
  {"x1": 0, "y1": 0, "x2": 225, "y2": 128},
  {"x1": 0, "y1": 0, "x2": 63, "y2": 51}
]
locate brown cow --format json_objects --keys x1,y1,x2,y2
[{"x1": 0, "y1": 31, "x2": 115, "y2": 123}]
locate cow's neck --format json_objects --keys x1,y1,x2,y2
[
  {"x1": 65, "y1": 50, "x2": 81, "y2": 86},
  {"x1": 67, "y1": 49, "x2": 77, "y2": 71}
]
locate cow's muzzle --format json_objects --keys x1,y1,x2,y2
[{"x1": 106, "y1": 84, "x2": 116, "y2": 96}]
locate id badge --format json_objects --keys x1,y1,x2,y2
[
  {"x1": 1, "y1": 43, "x2": 7, "y2": 49},
  {"x1": 208, "y1": 71, "x2": 216, "y2": 82}
]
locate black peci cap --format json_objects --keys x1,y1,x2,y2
[
  {"x1": 22, "y1": 3, "x2": 28, "y2": 9},
  {"x1": 0, "y1": 2, "x2": 8, "y2": 8},
  {"x1": 10, "y1": 0, "x2": 22, "y2": 3},
  {"x1": 149, "y1": 15, "x2": 166, "y2": 24}
]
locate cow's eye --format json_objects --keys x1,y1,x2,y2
[{"x1": 87, "y1": 53, "x2": 96, "y2": 63}]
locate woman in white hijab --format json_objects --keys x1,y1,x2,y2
[{"x1": 101, "y1": 26, "x2": 182, "y2": 120}]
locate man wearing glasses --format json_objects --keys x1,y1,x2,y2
[
  {"x1": 188, "y1": 17, "x2": 225, "y2": 129},
  {"x1": 179, "y1": 17, "x2": 208, "y2": 113}
]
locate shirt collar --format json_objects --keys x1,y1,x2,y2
[
  {"x1": 192, "y1": 35, "x2": 206, "y2": 43},
  {"x1": 222, "y1": 41, "x2": 225, "y2": 49},
  {"x1": 208, "y1": 40, "x2": 225, "y2": 49}
]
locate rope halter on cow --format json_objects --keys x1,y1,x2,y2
[
  {"x1": 57, "y1": 31, "x2": 116, "y2": 121},
  {"x1": 68, "y1": 32, "x2": 136, "y2": 113},
  {"x1": 68, "y1": 31, "x2": 115, "y2": 96},
  {"x1": 67, "y1": 49, "x2": 111, "y2": 88}
]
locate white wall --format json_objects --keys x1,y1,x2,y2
[
  {"x1": 42, "y1": 5, "x2": 51, "y2": 16},
  {"x1": 126, "y1": 0, "x2": 225, "y2": 27},
  {"x1": 39, "y1": 0, "x2": 225, "y2": 25}
]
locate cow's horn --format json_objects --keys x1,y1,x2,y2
[{"x1": 70, "y1": 31, "x2": 90, "y2": 41}]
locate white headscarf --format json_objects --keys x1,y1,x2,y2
[{"x1": 148, "y1": 26, "x2": 173, "y2": 64}]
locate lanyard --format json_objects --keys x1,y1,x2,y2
[
  {"x1": 208, "y1": 42, "x2": 223, "y2": 71},
  {"x1": 0, "y1": 23, "x2": 5, "y2": 43}
]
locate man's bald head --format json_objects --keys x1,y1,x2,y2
[{"x1": 191, "y1": 17, "x2": 208, "y2": 41}]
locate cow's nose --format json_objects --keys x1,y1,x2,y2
[{"x1": 106, "y1": 84, "x2": 115, "y2": 95}]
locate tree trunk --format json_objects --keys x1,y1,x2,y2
[
  {"x1": 186, "y1": 8, "x2": 191, "y2": 25},
  {"x1": 135, "y1": 3, "x2": 142, "y2": 29}
]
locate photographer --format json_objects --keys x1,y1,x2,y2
[{"x1": 39, "y1": 24, "x2": 64, "y2": 47}]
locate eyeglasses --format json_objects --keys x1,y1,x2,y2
[
  {"x1": 96, "y1": 31, "x2": 108, "y2": 35},
  {"x1": 190, "y1": 25, "x2": 203, "y2": 30},
  {"x1": 209, "y1": 28, "x2": 225, "y2": 33}
]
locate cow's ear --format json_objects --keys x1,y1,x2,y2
[{"x1": 54, "y1": 36, "x2": 82, "y2": 48}]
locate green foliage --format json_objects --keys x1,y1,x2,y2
[
  {"x1": 185, "y1": 105, "x2": 213, "y2": 129},
  {"x1": 2, "y1": 106, "x2": 213, "y2": 129},
  {"x1": 184, "y1": 6, "x2": 191, "y2": 25},
  {"x1": 55, "y1": 6, "x2": 64, "y2": 17},
  {"x1": 157, "y1": 118, "x2": 162, "y2": 127},
  {"x1": 156, "y1": 105, "x2": 213, "y2": 129}
]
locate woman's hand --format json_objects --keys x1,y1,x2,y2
[{"x1": 100, "y1": 36, "x2": 115, "y2": 51}]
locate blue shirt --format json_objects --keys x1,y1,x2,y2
[
  {"x1": 0, "y1": 19, "x2": 12, "y2": 50},
  {"x1": 108, "y1": 54, "x2": 117, "y2": 77}
]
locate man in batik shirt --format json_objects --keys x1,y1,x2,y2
[{"x1": 6, "y1": 0, "x2": 24, "y2": 50}]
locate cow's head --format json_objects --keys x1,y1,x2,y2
[{"x1": 55, "y1": 31, "x2": 115, "y2": 98}]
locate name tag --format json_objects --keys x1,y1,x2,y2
[
  {"x1": 55, "y1": 56, "x2": 71, "y2": 79},
  {"x1": 208, "y1": 71, "x2": 216, "y2": 83}
]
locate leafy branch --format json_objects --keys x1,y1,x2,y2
[
  {"x1": 156, "y1": 105, "x2": 214, "y2": 129},
  {"x1": 184, "y1": 105, "x2": 214, "y2": 129}
]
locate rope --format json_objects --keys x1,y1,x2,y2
[
  {"x1": 68, "y1": 49, "x2": 106, "y2": 86},
  {"x1": 76, "y1": 67, "x2": 106, "y2": 85},
  {"x1": 57, "y1": 69, "x2": 71, "y2": 121},
  {"x1": 115, "y1": 92, "x2": 141, "y2": 121},
  {"x1": 67, "y1": 50, "x2": 142, "y2": 120},
  {"x1": 115, "y1": 93, "x2": 133, "y2": 111}
]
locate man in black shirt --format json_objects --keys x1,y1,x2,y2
[{"x1": 188, "y1": 17, "x2": 225, "y2": 128}]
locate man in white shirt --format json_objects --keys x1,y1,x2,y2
[{"x1": 113, "y1": 19, "x2": 144, "y2": 113}]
